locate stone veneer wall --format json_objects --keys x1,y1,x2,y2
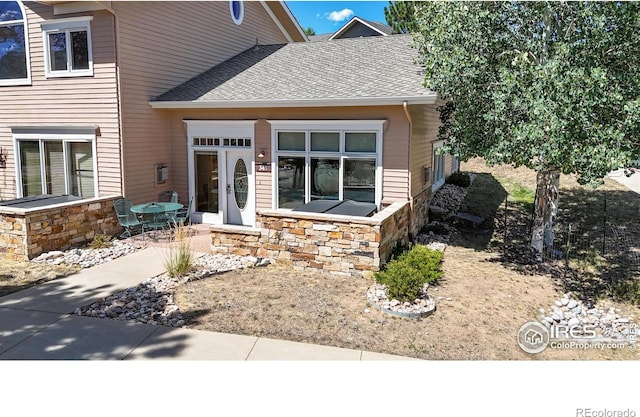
[
  {"x1": 211, "y1": 201, "x2": 410, "y2": 277},
  {"x1": 0, "y1": 196, "x2": 122, "y2": 261},
  {"x1": 409, "y1": 187, "x2": 433, "y2": 239}
]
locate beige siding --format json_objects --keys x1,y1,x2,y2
[
  {"x1": 0, "y1": 3, "x2": 121, "y2": 200},
  {"x1": 161, "y1": 105, "x2": 411, "y2": 211},
  {"x1": 408, "y1": 101, "x2": 444, "y2": 198},
  {"x1": 114, "y1": 1, "x2": 292, "y2": 203}
]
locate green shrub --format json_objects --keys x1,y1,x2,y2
[
  {"x1": 375, "y1": 245, "x2": 444, "y2": 302},
  {"x1": 89, "y1": 233, "x2": 113, "y2": 249},
  {"x1": 399, "y1": 244, "x2": 444, "y2": 282},
  {"x1": 446, "y1": 171, "x2": 471, "y2": 188}
]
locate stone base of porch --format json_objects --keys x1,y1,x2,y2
[{"x1": 210, "y1": 201, "x2": 411, "y2": 278}]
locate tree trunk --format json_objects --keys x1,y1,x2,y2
[{"x1": 530, "y1": 169, "x2": 560, "y2": 262}]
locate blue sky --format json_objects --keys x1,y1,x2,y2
[{"x1": 285, "y1": 1, "x2": 389, "y2": 35}]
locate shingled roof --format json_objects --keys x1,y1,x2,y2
[{"x1": 150, "y1": 34, "x2": 436, "y2": 108}]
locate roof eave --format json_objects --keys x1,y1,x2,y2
[{"x1": 149, "y1": 96, "x2": 437, "y2": 109}]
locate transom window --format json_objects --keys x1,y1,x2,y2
[
  {"x1": 15, "y1": 136, "x2": 96, "y2": 198},
  {"x1": 0, "y1": 0, "x2": 30, "y2": 86},
  {"x1": 193, "y1": 137, "x2": 251, "y2": 147},
  {"x1": 272, "y1": 121, "x2": 383, "y2": 210},
  {"x1": 42, "y1": 17, "x2": 93, "y2": 78}
]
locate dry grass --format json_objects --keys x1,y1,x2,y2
[
  {"x1": 0, "y1": 259, "x2": 79, "y2": 298},
  {"x1": 174, "y1": 158, "x2": 640, "y2": 360}
]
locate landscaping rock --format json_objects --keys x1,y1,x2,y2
[{"x1": 75, "y1": 253, "x2": 262, "y2": 327}]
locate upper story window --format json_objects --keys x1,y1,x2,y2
[
  {"x1": 42, "y1": 16, "x2": 93, "y2": 78},
  {"x1": 230, "y1": 0, "x2": 243, "y2": 25},
  {"x1": 0, "y1": 1, "x2": 31, "y2": 86}
]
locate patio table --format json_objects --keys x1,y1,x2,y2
[{"x1": 130, "y1": 202, "x2": 183, "y2": 235}]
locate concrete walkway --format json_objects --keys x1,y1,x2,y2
[{"x1": 0, "y1": 246, "x2": 414, "y2": 360}]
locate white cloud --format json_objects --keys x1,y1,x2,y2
[{"x1": 326, "y1": 8, "x2": 354, "y2": 23}]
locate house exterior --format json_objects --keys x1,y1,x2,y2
[
  {"x1": 0, "y1": 2, "x2": 457, "y2": 270},
  {"x1": 0, "y1": 0, "x2": 304, "y2": 203}
]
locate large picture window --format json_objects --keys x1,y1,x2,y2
[
  {"x1": 273, "y1": 121, "x2": 383, "y2": 209},
  {"x1": 42, "y1": 17, "x2": 93, "y2": 78},
  {"x1": 17, "y1": 138, "x2": 96, "y2": 198},
  {"x1": 0, "y1": 1, "x2": 30, "y2": 86}
]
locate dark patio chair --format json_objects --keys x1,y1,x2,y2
[
  {"x1": 158, "y1": 190, "x2": 178, "y2": 203},
  {"x1": 113, "y1": 198, "x2": 143, "y2": 239}
]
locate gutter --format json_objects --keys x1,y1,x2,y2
[
  {"x1": 98, "y1": 2, "x2": 125, "y2": 197},
  {"x1": 403, "y1": 101, "x2": 415, "y2": 241},
  {"x1": 149, "y1": 95, "x2": 437, "y2": 109}
]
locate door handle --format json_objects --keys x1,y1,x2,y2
[{"x1": 227, "y1": 184, "x2": 232, "y2": 194}]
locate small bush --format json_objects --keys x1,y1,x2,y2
[
  {"x1": 163, "y1": 225, "x2": 195, "y2": 278},
  {"x1": 89, "y1": 233, "x2": 113, "y2": 249},
  {"x1": 375, "y1": 245, "x2": 444, "y2": 302},
  {"x1": 446, "y1": 171, "x2": 471, "y2": 188}
]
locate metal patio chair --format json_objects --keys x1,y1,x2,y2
[
  {"x1": 158, "y1": 190, "x2": 178, "y2": 203},
  {"x1": 113, "y1": 198, "x2": 143, "y2": 240},
  {"x1": 169, "y1": 196, "x2": 193, "y2": 227}
]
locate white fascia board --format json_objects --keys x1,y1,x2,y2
[
  {"x1": 260, "y1": 1, "x2": 308, "y2": 43},
  {"x1": 149, "y1": 95, "x2": 437, "y2": 109}
]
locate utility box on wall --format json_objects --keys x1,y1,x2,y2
[{"x1": 155, "y1": 163, "x2": 169, "y2": 186}]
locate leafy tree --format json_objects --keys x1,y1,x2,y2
[
  {"x1": 412, "y1": 1, "x2": 640, "y2": 261},
  {"x1": 303, "y1": 26, "x2": 315, "y2": 36},
  {"x1": 384, "y1": 1, "x2": 422, "y2": 34}
]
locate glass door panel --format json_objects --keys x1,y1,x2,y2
[{"x1": 195, "y1": 152, "x2": 219, "y2": 213}]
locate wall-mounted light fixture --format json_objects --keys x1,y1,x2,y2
[
  {"x1": 0, "y1": 147, "x2": 7, "y2": 169},
  {"x1": 258, "y1": 149, "x2": 267, "y2": 158}
]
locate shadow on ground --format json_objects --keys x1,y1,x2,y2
[{"x1": 442, "y1": 170, "x2": 640, "y2": 306}]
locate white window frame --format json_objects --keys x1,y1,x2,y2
[
  {"x1": 270, "y1": 120, "x2": 384, "y2": 210},
  {"x1": 0, "y1": 1, "x2": 31, "y2": 86},
  {"x1": 41, "y1": 16, "x2": 94, "y2": 78},
  {"x1": 13, "y1": 132, "x2": 98, "y2": 198},
  {"x1": 432, "y1": 140, "x2": 446, "y2": 191},
  {"x1": 185, "y1": 120, "x2": 256, "y2": 225}
]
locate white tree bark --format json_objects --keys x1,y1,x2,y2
[{"x1": 531, "y1": 170, "x2": 560, "y2": 262}]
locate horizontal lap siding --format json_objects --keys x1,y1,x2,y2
[
  {"x1": 0, "y1": 4, "x2": 121, "y2": 200},
  {"x1": 114, "y1": 1, "x2": 289, "y2": 203},
  {"x1": 409, "y1": 102, "x2": 443, "y2": 198},
  {"x1": 161, "y1": 106, "x2": 411, "y2": 211}
]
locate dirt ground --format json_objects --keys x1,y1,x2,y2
[{"x1": 174, "y1": 159, "x2": 640, "y2": 360}]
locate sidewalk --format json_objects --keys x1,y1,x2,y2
[{"x1": 0, "y1": 244, "x2": 414, "y2": 360}]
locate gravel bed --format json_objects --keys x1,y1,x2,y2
[
  {"x1": 31, "y1": 240, "x2": 141, "y2": 268},
  {"x1": 74, "y1": 254, "x2": 267, "y2": 327}
]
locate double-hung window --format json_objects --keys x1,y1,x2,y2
[
  {"x1": 14, "y1": 131, "x2": 97, "y2": 198},
  {"x1": 42, "y1": 17, "x2": 93, "y2": 78},
  {"x1": 0, "y1": 1, "x2": 30, "y2": 86},
  {"x1": 273, "y1": 121, "x2": 383, "y2": 210}
]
